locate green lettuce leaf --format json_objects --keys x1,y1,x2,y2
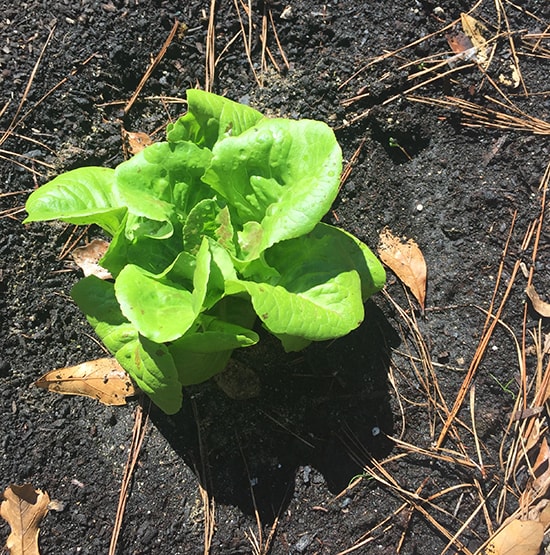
[
  {"x1": 167, "y1": 89, "x2": 264, "y2": 148},
  {"x1": 226, "y1": 223, "x2": 385, "y2": 348},
  {"x1": 169, "y1": 297, "x2": 258, "y2": 385},
  {"x1": 24, "y1": 89, "x2": 386, "y2": 414},
  {"x1": 23, "y1": 167, "x2": 125, "y2": 235},
  {"x1": 202, "y1": 118, "x2": 342, "y2": 260},
  {"x1": 71, "y1": 276, "x2": 182, "y2": 414}
]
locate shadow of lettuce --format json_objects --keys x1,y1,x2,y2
[{"x1": 149, "y1": 301, "x2": 398, "y2": 523}]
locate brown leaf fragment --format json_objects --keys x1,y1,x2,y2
[
  {"x1": 537, "y1": 501, "x2": 550, "y2": 529},
  {"x1": 378, "y1": 228, "x2": 427, "y2": 309},
  {"x1": 460, "y1": 13, "x2": 490, "y2": 69},
  {"x1": 121, "y1": 128, "x2": 153, "y2": 156},
  {"x1": 1, "y1": 484, "x2": 50, "y2": 555},
  {"x1": 35, "y1": 358, "x2": 137, "y2": 406},
  {"x1": 72, "y1": 239, "x2": 112, "y2": 280},
  {"x1": 526, "y1": 284, "x2": 550, "y2": 318},
  {"x1": 526, "y1": 437, "x2": 550, "y2": 502},
  {"x1": 446, "y1": 30, "x2": 473, "y2": 54},
  {"x1": 485, "y1": 519, "x2": 544, "y2": 555}
]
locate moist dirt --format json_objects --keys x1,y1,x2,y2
[{"x1": 1, "y1": 1, "x2": 549, "y2": 554}]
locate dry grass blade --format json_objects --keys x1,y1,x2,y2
[
  {"x1": 383, "y1": 290, "x2": 454, "y2": 441},
  {"x1": 339, "y1": 137, "x2": 367, "y2": 190},
  {"x1": 339, "y1": 283, "x2": 505, "y2": 553},
  {"x1": 97, "y1": 95, "x2": 187, "y2": 108},
  {"x1": 338, "y1": 0, "x2": 489, "y2": 95},
  {"x1": 435, "y1": 212, "x2": 520, "y2": 448},
  {"x1": 408, "y1": 95, "x2": 550, "y2": 134},
  {"x1": 232, "y1": 0, "x2": 262, "y2": 86},
  {"x1": 340, "y1": 0, "x2": 547, "y2": 136},
  {"x1": 0, "y1": 206, "x2": 27, "y2": 219},
  {"x1": 0, "y1": 27, "x2": 97, "y2": 188},
  {"x1": 57, "y1": 225, "x2": 90, "y2": 261},
  {"x1": 230, "y1": 0, "x2": 289, "y2": 87},
  {"x1": 197, "y1": 480, "x2": 216, "y2": 555},
  {"x1": 1, "y1": 44, "x2": 98, "y2": 151},
  {"x1": 495, "y1": 0, "x2": 527, "y2": 94},
  {"x1": 268, "y1": 7, "x2": 290, "y2": 70},
  {"x1": 0, "y1": 27, "x2": 55, "y2": 148},
  {"x1": 342, "y1": 426, "x2": 479, "y2": 555},
  {"x1": 494, "y1": 163, "x2": 550, "y2": 528},
  {"x1": 191, "y1": 398, "x2": 216, "y2": 555},
  {"x1": 205, "y1": 0, "x2": 217, "y2": 92},
  {"x1": 240, "y1": 435, "x2": 281, "y2": 555},
  {"x1": 108, "y1": 402, "x2": 149, "y2": 555},
  {"x1": 124, "y1": 20, "x2": 180, "y2": 114}
]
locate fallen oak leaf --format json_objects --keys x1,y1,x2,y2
[
  {"x1": 35, "y1": 358, "x2": 137, "y2": 406},
  {"x1": 484, "y1": 519, "x2": 543, "y2": 555},
  {"x1": 526, "y1": 284, "x2": 550, "y2": 318},
  {"x1": 1, "y1": 484, "x2": 50, "y2": 555},
  {"x1": 72, "y1": 239, "x2": 112, "y2": 280},
  {"x1": 378, "y1": 227, "x2": 427, "y2": 309}
]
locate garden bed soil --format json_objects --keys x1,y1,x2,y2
[{"x1": 1, "y1": 1, "x2": 549, "y2": 554}]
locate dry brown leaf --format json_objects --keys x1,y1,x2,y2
[
  {"x1": 460, "y1": 13, "x2": 490, "y2": 69},
  {"x1": 498, "y1": 64, "x2": 521, "y2": 89},
  {"x1": 72, "y1": 239, "x2": 112, "y2": 280},
  {"x1": 378, "y1": 228, "x2": 427, "y2": 309},
  {"x1": 526, "y1": 284, "x2": 550, "y2": 318},
  {"x1": 446, "y1": 30, "x2": 473, "y2": 54},
  {"x1": 525, "y1": 437, "x2": 550, "y2": 503},
  {"x1": 35, "y1": 358, "x2": 137, "y2": 406},
  {"x1": 537, "y1": 501, "x2": 550, "y2": 529},
  {"x1": 1, "y1": 484, "x2": 50, "y2": 555},
  {"x1": 485, "y1": 519, "x2": 544, "y2": 555},
  {"x1": 121, "y1": 128, "x2": 153, "y2": 156}
]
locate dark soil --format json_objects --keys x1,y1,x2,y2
[{"x1": 1, "y1": 1, "x2": 549, "y2": 554}]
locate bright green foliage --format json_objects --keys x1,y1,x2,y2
[{"x1": 24, "y1": 90, "x2": 385, "y2": 414}]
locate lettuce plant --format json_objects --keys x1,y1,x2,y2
[{"x1": 24, "y1": 90, "x2": 385, "y2": 414}]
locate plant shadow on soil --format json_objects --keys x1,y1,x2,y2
[{"x1": 149, "y1": 302, "x2": 399, "y2": 523}]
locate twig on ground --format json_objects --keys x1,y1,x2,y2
[
  {"x1": 109, "y1": 401, "x2": 150, "y2": 555},
  {"x1": 57, "y1": 225, "x2": 91, "y2": 261},
  {"x1": 124, "y1": 20, "x2": 180, "y2": 114},
  {"x1": 436, "y1": 212, "x2": 519, "y2": 448}
]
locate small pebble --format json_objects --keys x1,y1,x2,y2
[{"x1": 294, "y1": 533, "x2": 315, "y2": 553}]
